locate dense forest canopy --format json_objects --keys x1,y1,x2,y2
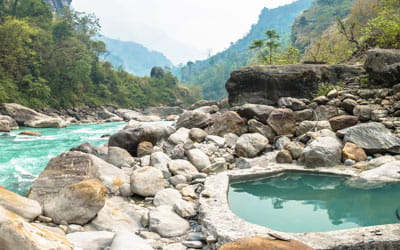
[{"x1": 0, "y1": 0, "x2": 198, "y2": 108}]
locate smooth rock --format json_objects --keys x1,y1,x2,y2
[
  {"x1": 189, "y1": 128, "x2": 207, "y2": 143},
  {"x1": 67, "y1": 231, "x2": 114, "y2": 250},
  {"x1": 148, "y1": 206, "x2": 190, "y2": 237},
  {"x1": 153, "y1": 188, "x2": 182, "y2": 207},
  {"x1": 276, "y1": 150, "x2": 293, "y2": 163},
  {"x1": 0, "y1": 186, "x2": 42, "y2": 221},
  {"x1": 164, "y1": 243, "x2": 187, "y2": 250},
  {"x1": 0, "y1": 206, "x2": 73, "y2": 250},
  {"x1": 314, "y1": 105, "x2": 338, "y2": 120},
  {"x1": 360, "y1": 161, "x2": 400, "y2": 182},
  {"x1": 284, "y1": 141, "x2": 305, "y2": 160},
  {"x1": 137, "y1": 141, "x2": 154, "y2": 157},
  {"x1": 176, "y1": 110, "x2": 211, "y2": 129},
  {"x1": 295, "y1": 109, "x2": 314, "y2": 122},
  {"x1": 174, "y1": 199, "x2": 197, "y2": 218},
  {"x1": 110, "y1": 232, "x2": 153, "y2": 250},
  {"x1": 89, "y1": 196, "x2": 144, "y2": 232},
  {"x1": 19, "y1": 131, "x2": 42, "y2": 136},
  {"x1": 235, "y1": 103, "x2": 274, "y2": 121},
  {"x1": 342, "y1": 98, "x2": 358, "y2": 113},
  {"x1": 0, "y1": 120, "x2": 10, "y2": 132},
  {"x1": 342, "y1": 142, "x2": 367, "y2": 162},
  {"x1": 353, "y1": 105, "x2": 382, "y2": 122},
  {"x1": 150, "y1": 152, "x2": 172, "y2": 177},
  {"x1": 338, "y1": 122, "x2": 400, "y2": 154},
  {"x1": 169, "y1": 175, "x2": 187, "y2": 186},
  {"x1": 278, "y1": 97, "x2": 306, "y2": 111},
  {"x1": 206, "y1": 135, "x2": 225, "y2": 147},
  {"x1": 235, "y1": 133, "x2": 269, "y2": 158},
  {"x1": 106, "y1": 146, "x2": 135, "y2": 168},
  {"x1": 0, "y1": 115, "x2": 18, "y2": 130},
  {"x1": 207, "y1": 111, "x2": 247, "y2": 136},
  {"x1": 247, "y1": 119, "x2": 276, "y2": 141},
  {"x1": 296, "y1": 120, "x2": 332, "y2": 136},
  {"x1": 131, "y1": 166, "x2": 168, "y2": 197},
  {"x1": 169, "y1": 127, "x2": 190, "y2": 145},
  {"x1": 186, "y1": 149, "x2": 211, "y2": 172},
  {"x1": 44, "y1": 179, "x2": 106, "y2": 225},
  {"x1": 365, "y1": 48, "x2": 400, "y2": 87},
  {"x1": 329, "y1": 115, "x2": 358, "y2": 131},
  {"x1": 168, "y1": 159, "x2": 199, "y2": 180},
  {"x1": 300, "y1": 136, "x2": 342, "y2": 167},
  {"x1": 267, "y1": 108, "x2": 296, "y2": 135},
  {"x1": 224, "y1": 133, "x2": 239, "y2": 148},
  {"x1": 368, "y1": 156, "x2": 396, "y2": 168}
]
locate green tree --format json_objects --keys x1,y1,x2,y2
[{"x1": 249, "y1": 29, "x2": 281, "y2": 64}]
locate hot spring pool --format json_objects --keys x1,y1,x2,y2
[{"x1": 229, "y1": 172, "x2": 400, "y2": 233}]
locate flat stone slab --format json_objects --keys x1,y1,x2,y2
[{"x1": 199, "y1": 164, "x2": 400, "y2": 249}]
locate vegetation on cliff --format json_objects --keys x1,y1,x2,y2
[{"x1": 0, "y1": 0, "x2": 197, "y2": 108}]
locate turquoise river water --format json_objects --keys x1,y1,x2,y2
[
  {"x1": 0, "y1": 122, "x2": 126, "y2": 196},
  {"x1": 229, "y1": 172, "x2": 400, "y2": 233}
]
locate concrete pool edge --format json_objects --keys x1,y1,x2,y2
[{"x1": 199, "y1": 164, "x2": 400, "y2": 249}]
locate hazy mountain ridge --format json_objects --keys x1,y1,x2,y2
[
  {"x1": 179, "y1": 0, "x2": 314, "y2": 100},
  {"x1": 99, "y1": 36, "x2": 173, "y2": 77}
]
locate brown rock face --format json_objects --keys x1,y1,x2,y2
[
  {"x1": 329, "y1": 115, "x2": 359, "y2": 131},
  {"x1": 343, "y1": 142, "x2": 368, "y2": 162},
  {"x1": 137, "y1": 141, "x2": 154, "y2": 157},
  {"x1": 207, "y1": 111, "x2": 247, "y2": 137},
  {"x1": 219, "y1": 236, "x2": 314, "y2": 250},
  {"x1": 267, "y1": 109, "x2": 296, "y2": 136},
  {"x1": 226, "y1": 64, "x2": 364, "y2": 106}
]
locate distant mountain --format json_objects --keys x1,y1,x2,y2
[
  {"x1": 99, "y1": 36, "x2": 173, "y2": 77},
  {"x1": 179, "y1": 0, "x2": 314, "y2": 100}
]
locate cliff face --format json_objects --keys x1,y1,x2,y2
[{"x1": 44, "y1": 0, "x2": 71, "y2": 12}]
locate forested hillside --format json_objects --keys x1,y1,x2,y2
[
  {"x1": 179, "y1": 0, "x2": 313, "y2": 100},
  {"x1": 99, "y1": 36, "x2": 173, "y2": 77},
  {"x1": 0, "y1": 0, "x2": 192, "y2": 108}
]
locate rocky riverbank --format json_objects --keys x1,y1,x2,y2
[{"x1": 1, "y1": 49, "x2": 400, "y2": 249}]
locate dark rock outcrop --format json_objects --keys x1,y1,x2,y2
[
  {"x1": 226, "y1": 64, "x2": 364, "y2": 106},
  {"x1": 365, "y1": 49, "x2": 400, "y2": 87}
]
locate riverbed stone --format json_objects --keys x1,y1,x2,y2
[
  {"x1": 137, "y1": 141, "x2": 153, "y2": 157},
  {"x1": 110, "y1": 232, "x2": 153, "y2": 250},
  {"x1": 284, "y1": 141, "x2": 305, "y2": 160},
  {"x1": 0, "y1": 115, "x2": 18, "y2": 130},
  {"x1": 329, "y1": 115, "x2": 359, "y2": 131},
  {"x1": 315, "y1": 105, "x2": 338, "y2": 120},
  {"x1": 296, "y1": 120, "x2": 332, "y2": 136},
  {"x1": 169, "y1": 127, "x2": 190, "y2": 145},
  {"x1": 207, "y1": 111, "x2": 247, "y2": 136},
  {"x1": 342, "y1": 142, "x2": 367, "y2": 162},
  {"x1": 186, "y1": 149, "x2": 211, "y2": 172},
  {"x1": 0, "y1": 206, "x2": 73, "y2": 250},
  {"x1": 224, "y1": 133, "x2": 239, "y2": 148},
  {"x1": 368, "y1": 155, "x2": 396, "y2": 168},
  {"x1": 0, "y1": 186, "x2": 42, "y2": 221},
  {"x1": 247, "y1": 119, "x2": 276, "y2": 141},
  {"x1": 235, "y1": 103, "x2": 274, "y2": 121},
  {"x1": 29, "y1": 151, "x2": 130, "y2": 204},
  {"x1": 148, "y1": 206, "x2": 190, "y2": 237},
  {"x1": 360, "y1": 161, "x2": 400, "y2": 182},
  {"x1": 189, "y1": 128, "x2": 207, "y2": 143},
  {"x1": 300, "y1": 136, "x2": 342, "y2": 167},
  {"x1": 168, "y1": 159, "x2": 199, "y2": 180},
  {"x1": 131, "y1": 166, "x2": 168, "y2": 197},
  {"x1": 150, "y1": 152, "x2": 172, "y2": 177},
  {"x1": 176, "y1": 110, "x2": 211, "y2": 129},
  {"x1": 276, "y1": 150, "x2": 293, "y2": 163},
  {"x1": 88, "y1": 196, "x2": 144, "y2": 232},
  {"x1": 153, "y1": 188, "x2": 182, "y2": 207},
  {"x1": 0, "y1": 120, "x2": 10, "y2": 132},
  {"x1": 278, "y1": 97, "x2": 306, "y2": 111},
  {"x1": 174, "y1": 199, "x2": 197, "y2": 218},
  {"x1": 43, "y1": 179, "x2": 106, "y2": 225},
  {"x1": 295, "y1": 109, "x2": 314, "y2": 122},
  {"x1": 235, "y1": 133, "x2": 269, "y2": 158},
  {"x1": 338, "y1": 122, "x2": 400, "y2": 154},
  {"x1": 267, "y1": 108, "x2": 296, "y2": 135},
  {"x1": 106, "y1": 146, "x2": 135, "y2": 168},
  {"x1": 67, "y1": 231, "x2": 114, "y2": 250}
]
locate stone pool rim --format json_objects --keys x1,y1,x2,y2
[{"x1": 199, "y1": 164, "x2": 400, "y2": 249}]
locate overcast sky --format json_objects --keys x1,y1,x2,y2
[{"x1": 71, "y1": 0, "x2": 297, "y2": 64}]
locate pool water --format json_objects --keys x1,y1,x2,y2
[
  {"x1": 0, "y1": 122, "x2": 126, "y2": 196},
  {"x1": 229, "y1": 173, "x2": 400, "y2": 233}
]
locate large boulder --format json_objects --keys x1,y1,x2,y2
[
  {"x1": 226, "y1": 64, "x2": 363, "y2": 106},
  {"x1": 43, "y1": 179, "x2": 106, "y2": 225},
  {"x1": 105, "y1": 146, "x2": 135, "y2": 168},
  {"x1": 1, "y1": 103, "x2": 66, "y2": 128},
  {"x1": 176, "y1": 110, "x2": 211, "y2": 129},
  {"x1": 131, "y1": 167, "x2": 168, "y2": 197},
  {"x1": 0, "y1": 206, "x2": 73, "y2": 250},
  {"x1": 337, "y1": 122, "x2": 400, "y2": 154},
  {"x1": 148, "y1": 206, "x2": 190, "y2": 237},
  {"x1": 235, "y1": 133, "x2": 269, "y2": 158},
  {"x1": 219, "y1": 236, "x2": 313, "y2": 250},
  {"x1": 29, "y1": 151, "x2": 130, "y2": 204},
  {"x1": 300, "y1": 136, "x2": 342, "y2": 167},
  {"x1": 109, "y1": 124, "x2": 175, "y2": 156},
  {"x1": 365, "y1": 48, "x2": 400, "y2": 87},
  {"x1": 0, "y1": 115, "x2": 19, "y2": 130},
  {"x1": 207, "y1": 111, "x2": 247, "y2": 136},
  {"x1": 267, "y1": 109, "x2": 296, "y2": 136},
  {"x1": 0, "y1": 186, "x2": 42, "y2": 221}
]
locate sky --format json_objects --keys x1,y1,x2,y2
[{"x1": 71, "y1": 0, "x2": 297, "y2": 64}]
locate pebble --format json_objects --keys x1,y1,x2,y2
[
  {"x1": 344, "y1": 159, "x2": 356, "y2": 166},
  {"x1": 182, "y1": 241, "x2": 203, "y2": 249}
]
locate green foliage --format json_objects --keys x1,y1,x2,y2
[
  {"x1": 314, "y1": 83, "x2": 336, "y2": 97},
  {"x1": 363, "y1": 0, "x2": 400, "y2": 49},
  {"x1": 249, "y1": 29, "x2": 281, "y2": 64},
  {"x1": 0, "y1": 0, "x2": 189, "y2": 108}
]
